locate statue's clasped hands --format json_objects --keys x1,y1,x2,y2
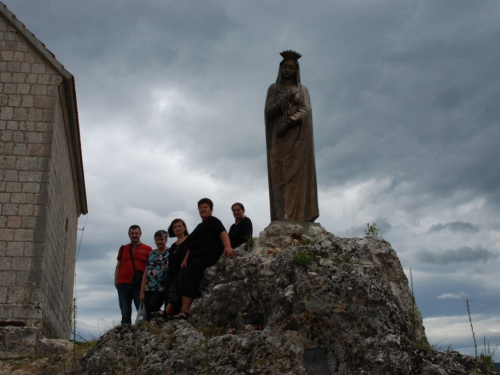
[{"x1": 276, "y1": 91, "x2": 299, "y2": 137}]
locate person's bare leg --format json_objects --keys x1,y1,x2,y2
[
  {"x1": 181, "y1": 296, "x2": 192, "y2": 312},
  {"x1": 165, "y1": 303, "x2": 176, "y2": 315},
  {"x1": 174, "y1": 296, "x2": 192, "y2": 319}
]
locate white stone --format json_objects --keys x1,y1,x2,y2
[
  {"x1": 319, "y1": 258, "x2": 333, "y2": 267},
  {"x1": 265, "y1": 224, "x2": 282, "y2": 237},
  {"x1": 320, "y1": 240, "x2": 332, "y2": 248},
  {"x1": 285, "y1": 224, "x2": 302, "y2": 235},
  {"x1": 308, "y1": 225, "x2": 324, "y2": 236}
]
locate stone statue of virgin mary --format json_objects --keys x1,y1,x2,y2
[{"x1": 264, "y1": 51, "x2": 319, "y2": 223}]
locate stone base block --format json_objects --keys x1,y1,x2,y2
[
  {"x1": 252, "y1": 221, "x2": 328, "y2": 255},
  {"x1": 38, "y1": 338, "x2": 72, "y2": 356},
  {"x1": 266, "y1": 221, "x2": 324, "y2": 235},
  {"x1": 0, "y1": 326, "x2": 40, "y2": 359}
]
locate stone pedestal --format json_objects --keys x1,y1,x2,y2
[
  {"x1": 265, "y1": 221, "x2": 324, "y2": 236},
  {"x1": 252, "y1": 221, "x2": 328, "y2": 255}
]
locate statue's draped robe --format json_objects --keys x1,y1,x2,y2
[{"x1": 265, "y1": 82, "x2": 319, "y2": 222}]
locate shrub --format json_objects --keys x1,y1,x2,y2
[
  {"x1": 293, "y1": 251, "x2": 314, "y2": 267},
  {"x1": 244, "y1": 236, "x2": 254, "y2": 251},
  {"x1": 364, "y1": 223, "x2": 380, "y2": 238}
]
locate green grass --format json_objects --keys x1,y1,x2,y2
[{"x1": 293, "y1": 251, "x2": 314, "y2": 267}]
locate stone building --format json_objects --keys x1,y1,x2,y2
[{"x1": 0, "y1": 2, "x2": 87, "y2": 356}]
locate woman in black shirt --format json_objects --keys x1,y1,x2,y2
[
  {"x1": 151, "y1": 218, "x2": 189, "y2": 319},
  {"x1": 167, "y1": 218, "x2": 189, "y2": 280},
  {"x1": 173, "y1": 198, "x2": 234, "y2": 319},
  {"x1": 228, "y1": 202, "x2": 253, "y2": 248}
]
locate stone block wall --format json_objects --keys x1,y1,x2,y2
[
  {"x1": 40, "y1": 99, "x2": 79, "y2": 339},
  {"x1": 0, "y1": 12, "x2": 79, "y2": 344}
]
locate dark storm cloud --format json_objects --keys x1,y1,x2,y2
[
  {"x1": 6, "y1": 0, "x2": 236, "y2": 66},
  {"x1": 312, "y1": 0, "x2": 500, "y2": 214},
  {"x1": 428, "y1": 222, "x2": 480, "y2": 234},
  {"x1": 416, "y1": 246, "x2": 496, "y2": 265}
]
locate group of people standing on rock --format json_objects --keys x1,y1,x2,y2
[
  {"x1": 114, "y1": 198, "x2": 253, "y2": 325},
  {"x1": 114, "y1": 49, "x2": 318, "y2": 325}
]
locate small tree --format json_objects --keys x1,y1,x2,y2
[{"x1": 364, "y1": 223, "x2": 380, "y2": 238}]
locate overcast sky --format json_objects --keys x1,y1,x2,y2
[{"x1": 4, "y1": 0, "x2": 500, "y2": 355}]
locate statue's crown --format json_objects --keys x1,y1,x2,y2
[{"x1": 280, "y1": 50, "x2": 302, "y2": 61}]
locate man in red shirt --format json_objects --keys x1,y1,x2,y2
[{"x1": 115, "y1": 225, "x2": 152, "y2": 325}]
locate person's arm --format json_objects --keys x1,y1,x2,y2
[
  {"x1": 140, "y1": 270, "x2": 147, "y2": 302},
  {"x1": 220, "y1": 231, "x2": 234, "y2": 258},
  {"x1": 114, "y1": 261, "x2": 121, "y2": 288}
]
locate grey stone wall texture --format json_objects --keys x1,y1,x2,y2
[{"x1": 0, "y1": 2, "x2": 87, "y2": 357}]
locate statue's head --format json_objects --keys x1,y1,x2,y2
[
  {"x1": 281, "y1": 60, "x2": 297, "y2": 79},
  {"x1": 278, "y1": 50, "x2": 301, "y2": 85}
]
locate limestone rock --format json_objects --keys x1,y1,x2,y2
[
  {"x1": 38, "y1": 339, "x2": 72, "y2": 357},
  {"x1": 72, "y1": 231, "x2": 482, "y2": 374}
]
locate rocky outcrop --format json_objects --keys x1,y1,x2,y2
[{"x1": 74, "y1": 225, "x2": 483, "y2": 374}]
